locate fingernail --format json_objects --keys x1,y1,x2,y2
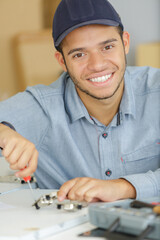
[
  {"x1": 58, "y1": 196, "x2": 64, "y2": 201},
  {"x1": 15, "y1": 172, "x2": 19, "y2": 178}
]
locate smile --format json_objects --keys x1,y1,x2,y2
[{"x1": 89, "y1": 74, "x2": 112, "y2": 83}]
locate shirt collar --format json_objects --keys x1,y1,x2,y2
[
  {"x1": 64, "y1": 68, "x2": 136, "y2": 124},
  {"x1": 119, "y1": 68, "x2": 136, "y2": 119},
  {"x1": 64, "y1": 74, "x2": 93, "y2": 123}
]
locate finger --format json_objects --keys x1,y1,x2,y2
[
  {"x1": 5, "y1": 143, "x2": 27, "y2": 166},
  {"x1": 84, "y1": 182, "x2": 107, "y2": 202},
  {"x1": 10, "y1": 148, "x2": 37, "y2": 173},
  {"x1": 2, "y1": 140, "x2": 16, "y2": 160},
  {"x1": 84, "y1": 187, "x2": 100, "y2": 202},
  {"x1": 9, "y1": 148, "x2": 33, "y2": 170},
  {"x1": 15, "y1": 149, "x2": 38, "y2": 178},
  {"x1": 9, "y1": 140, "x2": 37, "y2": 169},
  {"x1": 28, "y1": 149, "x2": 38, "y2": 173},
  {"x1": 57, "y1": 178, "x2": 79, "y2": 201},
  {"x1": 68, "y1": 179, "x2": 92, "y2": 201},
  {"x1": 12, "y1": 143, "x2": 36, "y2": 170},
  {"x1": 3, "y1": 137, "x2": 34, "y2": 165}
]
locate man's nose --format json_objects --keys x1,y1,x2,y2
[{"x1": 87, "y1": 52, "x2": 107, "y2": 72}]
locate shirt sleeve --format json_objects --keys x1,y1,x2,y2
[
  {"x1": 0, "y1": 89, "x2": 49, "y2": 151},
  {"x1": 122, "y1": 168, "x2": 160, "y2": 199}
]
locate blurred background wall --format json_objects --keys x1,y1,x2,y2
[
  {"x1": 0, "y1": 0, "x2": 43, "y2": 99},
  {"x1": 0, "y1": 0, "x2": 159, "y2": 100},
  {"x1": 110, "y1": 0, "x2": 160, "y2": 66},
  {"x1": 0, "y1": 0, "x2": 60, "y2": 100}
]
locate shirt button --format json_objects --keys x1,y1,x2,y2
[
  {"x1": 102, "y1": 133, "x2": 108, "y2": 138},
  {"x1": 105, "y1": 169, "x2": 112, "y2": 177}
]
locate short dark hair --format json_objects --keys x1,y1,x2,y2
[{"x1": 117, "y1": 25, "x2": 123, "y2": 41}]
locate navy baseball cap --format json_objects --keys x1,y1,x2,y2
[{"x1": 52, "y1": 0, "x2": 124, "y2": 49}]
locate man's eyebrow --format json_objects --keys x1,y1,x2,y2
[
  {"x1": 68, "y1": 48, "x2": 86, "y2": 56},
  {"x1": 67, "y1": 38, "x2": 118, "y2": 56},
  {"x1": 99, "y1": 38, "x2": 118, "y2": 46}
]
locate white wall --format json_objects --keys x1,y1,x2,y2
[{"x1": 109, "y1": 0, "x2": 160, "y2": 65}]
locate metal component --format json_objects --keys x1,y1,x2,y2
[
  {"x1": 63, "y1": 202, "x2": 75, "y2": 211},
  {"x1": 32, "y1": 191, "x2": 57, "y2": 209},
  {"x1": 27, "y1": 180, "x2": 36, "y2": 201},
  {"x1": 0, "y1": 175, "x2": 36, "y2": 184},
  {"x1": 57, "y1": 203, "x2": 62, "y2": 209},
  {"x1": 32, "y1": 191, "x2": 88, "y2": 211},
  {"x1": 0, "y1": 175, "x2": 21, "y2": 183},
  {"x1": 56, "y1": 200, "x2": 87, "y2": 212}
]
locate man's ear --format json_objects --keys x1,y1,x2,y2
[
  {"x1": 55, "y1": 51, "x2": 67, "y2": 72},
  {"x1": 122, "y1": 31, "x2": 130, "y2": 54}
]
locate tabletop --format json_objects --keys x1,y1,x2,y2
[{"x1": 0, "y1": 185, "x2": 105, "y2": 240}]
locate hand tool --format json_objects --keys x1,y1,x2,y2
[
  {"x1": 130, "y1": 200, "x2": 160, "y2": 215},
  {"x1": 21, "y1": 167, "x2": 36, "y2": 201}
]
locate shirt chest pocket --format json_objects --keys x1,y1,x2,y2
[{"x1": 122, "y1": 141, "x2": 160, "y2": 175}]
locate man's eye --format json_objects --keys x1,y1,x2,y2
[
  {"x1": 73, "y1": 53, "x2": 85, "y2": 58},
  {"x1": 104, "y1": 45, "x2": 113, "y2": 50}
]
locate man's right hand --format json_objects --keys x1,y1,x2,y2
[{"x1": 0, "y1": 123, "x2": 38, "y2": 178}]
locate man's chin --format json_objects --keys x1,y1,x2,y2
[{"x1": 78, "y1": 89, "x2": 114, "y2": 101}]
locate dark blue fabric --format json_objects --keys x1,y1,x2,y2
[{"x1": 52, "y1": 0, "x2": 123, "y2": 48}]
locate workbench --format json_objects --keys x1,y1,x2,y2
[
  {"x1": 0, "y1": 157, "x2": 157, "y2": 240},
  {"x1": 0, "y1": 156, "x2": 102, "y2": 239},
  {"x1": 0, "y1": 183, "x2": 103, "y2": 240}
]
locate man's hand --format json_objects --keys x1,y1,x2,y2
[
  {"x1": 0, "y1": 124, "x2": 38, "y2": 178},
  {"x1": 57, "y1": 177, "x2": 136, "y2": 202}
]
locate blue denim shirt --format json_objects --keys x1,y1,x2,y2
[{"x1": 0, "y1": 66, "x2": 160, "y2": 199}]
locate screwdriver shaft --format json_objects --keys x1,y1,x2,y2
[{"x1": 27, "y1": 180, "x2": 36, "y2": 201}]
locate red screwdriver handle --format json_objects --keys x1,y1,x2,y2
[
  {"x1": 23, "y1": 175, "x2": 31, "y2": 182},
  {"x1": 21, "y1": 167, "x2": 31, "y2": 182}
]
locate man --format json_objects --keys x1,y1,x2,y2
[{"x1": 0, "y1": 0, "x2": 160, "y2": 203}]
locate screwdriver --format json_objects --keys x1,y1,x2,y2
[
  {"x1": 0, "y1": 146, "x2": 35, "y2": 201},
  {"x1": 130, "y1": 200, "x2": 160, "y2": 215},
  {"x1": 0, "y1": 125, "x2": 36, "y2": 201},
  {"x1": 21, "y1": 168, "x2": 36, "y2": 201}
]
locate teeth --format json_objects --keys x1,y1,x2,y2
[{"x1": 90, "y1": 74, "x2": 112, "y2": 82}]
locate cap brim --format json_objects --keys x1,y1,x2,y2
[{"x1": 55, "y1": 19, "x2": 120, "y2": 47}]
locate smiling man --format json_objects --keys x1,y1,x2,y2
[
  {"x1": 55, "y1": 24, "x2": 129, "y2": 126},
  {"x1": 0, "y1": 0, "x2": 160, "y2": 203}
]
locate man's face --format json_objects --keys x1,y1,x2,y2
[{"x1": 55, "y1": 25, "x2": 130, "y2": 102}]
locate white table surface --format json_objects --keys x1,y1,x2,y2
[
  {"x1": 0, "y1": 156, "x2": 104, "y2": 240},
  {"x1": 45, "y1": 222, "x2": 105, "y2": 240},
  {"x1": 0, "y1": 186, "x2": 104, "y2": 240},
  {"x1": 0, "y1": 183, "x2": 157, "y2": 240}
]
